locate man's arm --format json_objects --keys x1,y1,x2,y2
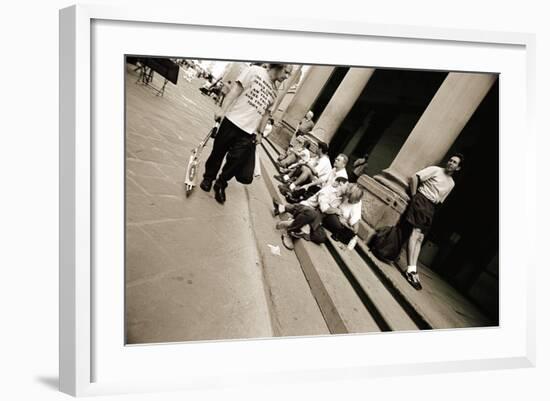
[
  {"x1": 302, "y1": 176, "x2": 323, "y2": 189},
  {"x1": 214, "y1": 82, "x2": 243, "y2": 121},
  {"x1": 256, "y1": 112, "x2": 272, "y2": 143}
]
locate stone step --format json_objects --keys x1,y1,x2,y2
[
  {"x1": 325, "y1": 237, "x2": 419, "y2": 332},
  {"x1": 264, "y1": 137, "x2": 285, "y2": 156},
  {"x1": 293, "y1": 239, "x2": 381, "y2": 334},
  {"x1": 259, "y1": 144, "x2": 285, "y2": 206},
  {"x1": 356, "y1": 241, "x2": 492, "y2": 329},
  {"x1": 259, "y1": 146, "x2": 380, "y2": 334},
  {"x1": 245, "y1": 170, "x2": 330, "y2": 337},
  {"x1": 262, "y1": 139, "x2": 284, "y2": 170}
]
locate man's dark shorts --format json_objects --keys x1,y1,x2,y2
[{"x1": 404, "y1": 192, "x2": 435, "y2": 234}]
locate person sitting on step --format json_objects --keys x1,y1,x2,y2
[
  {"x1": 273, "y1": 177, "x2": 348, "y2": 250},
  {"x1": 274, "y1": 141, "x2": 331, "y2": 194},
  {"x1": 277, "y1": 136, "x2": 311, "y2": 170},
  {"x1": 322, "y1": 183, "x2": 364, "y2": 250},
  {"x1": 278, "y1": 151, "x2": 348, "y2": 204}
]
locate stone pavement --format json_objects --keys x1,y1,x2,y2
[
  {"x1": 124, "y1": 65, "x2": 329, "y2": 344},
  {"x1": 124, "y1": 66, "x2": 277, "y2": 344}
]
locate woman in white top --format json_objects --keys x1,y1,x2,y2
[{"x1": 322, "y1": 183, "x2": 363, "y2": 246}]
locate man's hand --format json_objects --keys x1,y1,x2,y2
[{"x1": 214, "y1": 111, "x2": 224, "y2": 122}]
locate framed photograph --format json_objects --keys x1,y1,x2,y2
[{"x1": 60, "y1": 4, "x2": 536, "y2": 397}]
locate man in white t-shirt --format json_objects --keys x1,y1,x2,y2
[
  {"x1": 280, "y1": 151, "x2": 348, "y2": 204},
  {"x1": 200, "y1": 63, "x2": 292, "y2": 204},
  {"x1": 298, "y1": 153, "x2": 348, "y2": 192},
  {"x1": 276, "y1": 141, "x2": 330, "y2": 192},
  {"x1": 403, "y1": 154, "x2": 463, "y2": 289}
]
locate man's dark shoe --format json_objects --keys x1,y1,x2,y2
[
  {"x1": 200, "y1": 179, "x2": 212, "y2": 192},
  {"x1": 278, "y1": 184, "x2": 291, "y2": 195},
  {"x1": 290, "y1": 231, "x2": 309, "y2": 241},
  {"x1": 274, "y1": 175, "x2": 286, "y2": 184},
  {"x1": 405, "y1": 271, "x2": 423, "y2": 291},
  {"x1": 285, "y1": 193, "x2": 300, "y2": 204},
  {"x1": 214, "y1": 184, "x2": 226, "y2": 204},
  {"x1": 281, "y1": 233, "x2": 295, "y2": 250},
  {"x1": 272, "y1": 199, "x2": 282, "y2": 216}
]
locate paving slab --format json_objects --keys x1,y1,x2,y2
[
  {"x1": 125, "y1": 67, "x2": 275, "y2": 343},
  {"x1": 126, "y1": 159, "x2": 166, "y2": 178}
]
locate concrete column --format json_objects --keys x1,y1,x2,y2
[
  {"x1": 269, "y1": 66, "x2": 335, "y2": 149},
  {"x1": 312, "y1": 68, "x2": 375, "y2": 143},
  {"x1": 376, "y1": 72, "x2": 497, "y2": 196},
  {"x1": 271, "y1": 66, "x2": 303, "y2": 119},
  {"x1": 283, "y1": 66, "x2": 334, "y2": 128}
]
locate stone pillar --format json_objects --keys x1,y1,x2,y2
[
  {"x1": 271, "y1": 66, "x2": 303, "y2": 120},
  {"x1": 376, "y1": 72, "x2": 497, "y2": 197},
  {"x1": 269, "y1": 66, "x2": 334, "y2": 149},
  {"x1": 357, "y1": 72, "x2": 497, "y2": 238},
  {"x1": 283, "y1": 66, "x2": 334, "y2": 128},
  {"x1": 311, "y1": 68, "x2": 375, "y2": 144}
]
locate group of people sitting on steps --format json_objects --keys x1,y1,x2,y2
[
  {"x1": 270, "y1": 111, "x2": 464, "y2": 291},
  {"x1": 272, "y1": 133, "x2": 364, "y2": 253}
]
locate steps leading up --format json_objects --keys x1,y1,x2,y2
[
  {"x1": 259, "y1": 143, "x2": 380, "y2": 334},
  {"x1": 326, "y1": 237, "x2": 418, "y2": 332},
  {"x1": 356, "y1": 241, "x2": 491, "y2": 329}
]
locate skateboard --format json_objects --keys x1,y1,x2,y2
[{"x1": 184, "y1": 120, "x2": 220, "y2": 197}]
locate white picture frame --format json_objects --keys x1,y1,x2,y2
[{"x1": 59, "y1": 4, "x2": 536, "y2": 397}]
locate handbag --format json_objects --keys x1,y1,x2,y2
[{"x1": 370, "y1": 223, "x2": 412, "y2": 263}]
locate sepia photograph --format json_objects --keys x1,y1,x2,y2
[{"x1": 124, "y1": 56, "x2": 499, "y2": 345}]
